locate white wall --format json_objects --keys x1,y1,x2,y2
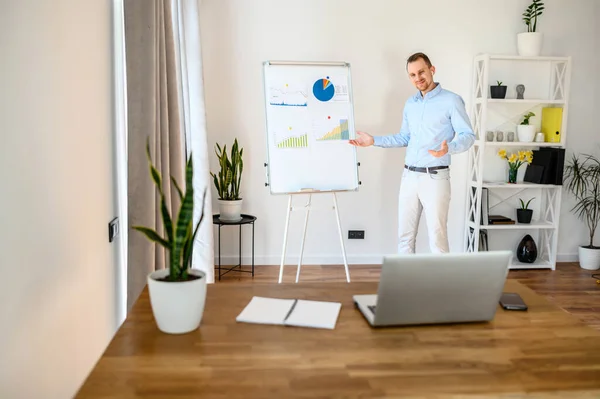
[
  {"x1": 199, "y1": 0, "x2": 599, "y2": 265},
  {"x1": 0, "y1": 1, "x2": 123, "y2": 398}
]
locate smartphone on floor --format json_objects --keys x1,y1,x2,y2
[{"x1": 499, "y1": 292, "x2": 528, "y2": 311}]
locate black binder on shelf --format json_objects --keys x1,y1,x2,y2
[
  {"x1": 539, "y1": 147, "x2": 565, "y2": 185},
  {"x1": 525, "y1": 148, "x2": 565, "y2": 185}
]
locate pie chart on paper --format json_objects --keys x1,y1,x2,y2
[{"x1": 313, "y1": 78, "x2": 335, "y2": 102}]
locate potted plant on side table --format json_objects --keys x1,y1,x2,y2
[
  {"x1": 517, "y1": 197, "x2": 535, "y2": 223},
  {"x1": 564, "y1": 153, "x2": 600, "y2": 270},
  {"x1": 132, "y1": 139, "x2": 208, "y2": 334},
  {"x1": 211, "y1": 138, "x2": 244, "y2": 222}
]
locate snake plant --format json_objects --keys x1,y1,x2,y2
[
  {"x1": 132, "y1": 138, "x2": 206, "y2": 281},
  {"x1": 210, "y1": 138, "x2": 243, "y2": 200}
]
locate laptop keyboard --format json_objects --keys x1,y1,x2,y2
[{"x1": 368, "y1": 305, "x2": 376, "y2": 314}]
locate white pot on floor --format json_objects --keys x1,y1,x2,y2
[
  {"x1": 517, "y1": 32, "x2": 543, "y2": 56},
  {"x1": 218, "y1": 199, "x2": 243, "y2": 222},
  {"x1": 147, "y1": 268, "x2": 207, "y2": 334},
  {"x1": 578, "y1": 246, "x2": 600, "y2": 270}
]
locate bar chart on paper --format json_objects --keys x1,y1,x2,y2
[
  {"x1": 315, "y1": 117, "x2": 351, "y2": 141},
  {"x1": 275, "y1": 128, "x2": 309, "y2": 149}
]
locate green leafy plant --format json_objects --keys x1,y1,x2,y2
[
  {"x1": 497, "y1": 80, "x2": 503, "y2": 86},
  {"x1": 132, "y1": 138, "x2": 206, "y2": 282},
  {"x1": 522, "y1": 0, "x2": 544, "y2": 32},
  {"x1": 521, "y1": 111, "x2": 535, "y2": 125},
  {"x1": 564, "y1": 153, "x2": 600, "y2": 249},
  {"x1": 519, "y1": 197, "x2": 535, "y2": 210},
  {"x1": 210, "y1": 139, "x2": 244, "y2": 200}
]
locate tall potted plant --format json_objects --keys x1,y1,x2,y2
[
  {"x1": 132, "y1": 139, "x2": 208, "y2": 334},
  {"x1": 564, "y1": 153, "x2": 600, "y2": 270},
  {"x1": 210, "y1": 138, "x2": 244, "y2": 222},
  {"x1": 518, "y1": 0, "x2": 545, "y2": 56}
]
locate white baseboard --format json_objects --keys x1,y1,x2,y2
[
  {"x1": 556, "y1": 253, "x2": 578, "y2": 262},
  {"x1": 215, "y1": 253, "x2": 580, "y2": 266},
  {"x1": 214, "y1": 254, "x2": 383, "y2": 266}
]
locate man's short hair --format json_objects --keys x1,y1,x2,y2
[{"x1": 406, "y1": 52, "x2": 432, "y2": 69}]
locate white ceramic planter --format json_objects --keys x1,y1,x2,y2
[
  {"x1": 578, "y1": 246, "x2": 600, "y2": 270},
  {"x1": 147, "y1": 268, "x2": 207, "y2": 334},
  {"x1": 218, "y1": 199, "x2": 243, "y2": 222},
  {"x1": 517, "y1": 32, "x2": 543, "y2": 56},
  {"x1": 517, "y1": 125, "x2": 536, "y2": 142}
]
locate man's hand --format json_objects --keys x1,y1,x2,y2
[
  {"x1": 428, "y1": 140, "x2": 448, "y2": 157},
  {"x1": 349, "y1": 131, "x2": 374, "y2": 147}
]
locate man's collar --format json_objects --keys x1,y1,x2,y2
[{"x1": 414, "y1": 82, "x2": 442, "y2": 101}]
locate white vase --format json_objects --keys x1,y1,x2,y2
[
  {"x1": 517, "y1": 125, "x2": 536, "y2": 142},
  {"x1": 517, "y1": 32, "x2": 543, "y2": 56},
  {"x1": 578, "y1": 246, "x2": 600, "y2": 270},
  {"x1": 218, "y1": 199, "x2": 243, "y2": 222},
  {"x1": 147, "y1": 268, "x2": 207, "y2": 334}
]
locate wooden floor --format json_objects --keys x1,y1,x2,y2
[{"x1": 217, "y1": 262, "x2": 600, "y2": 331}]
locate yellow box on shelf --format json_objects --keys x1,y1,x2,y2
[{"x1": 541, "y1": 107, "x2": 563, "y2": 143}]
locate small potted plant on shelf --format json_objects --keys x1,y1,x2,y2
[
  {"x1": 498, "y1": 149, "x2": 533, "y2": 184},
  {"x1": 517, "y1": 197, "x2": 535, "y2": 224},
  {"x1": 518, "y1": 0, "x2": 545, "y2": 56},
  {"x1": 210, "y1": 138, "x2": 244, "y2": 222},
  {"x1": 564, "y1": 152, "x2": 600, "y2": 270},
  {"x1": 132, "y1": 139, "x2": 208, "y2": 334},
  {"x1": 490, "y1": 80, "x2": 507, "y2": 99},
  {"x1": 517, "y1": 111, "x2": 536, "y2": 142}
]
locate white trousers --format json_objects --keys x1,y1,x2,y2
[{"x1": 397, "y1": 168, "x2": 451, "y2": 253}]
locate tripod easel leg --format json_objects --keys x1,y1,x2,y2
[
  {"x1": 278, "y1": 195, "x2": 292, "y2": 283},
  {"x1": 333, "y1": 192, "x2": 351, "y2": 283},
  {"x1": 296, "y1": 194, "x2": 311, "y2": 283}
]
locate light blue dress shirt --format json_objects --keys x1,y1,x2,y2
[{"x1": 372, "y1": 83, "x2": 475, "y2": 168}]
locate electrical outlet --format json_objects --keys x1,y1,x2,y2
[
  {"x1": 108, "y1": 217, "x2": 119, "y2": 243},
  {"x1": 348, "y1": 230, "x2": 365, "y2": 239}
]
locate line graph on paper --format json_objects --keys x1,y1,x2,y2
[{"x1": 269, "y1": 83, "x2": 308, "y2": 107}]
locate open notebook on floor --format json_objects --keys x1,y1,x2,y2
[{"x1": 236, "y1": 296, "x2": 342, "y2": 329}]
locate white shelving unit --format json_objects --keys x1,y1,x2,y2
[{"x1": 463, "y1": 54, "x2": 572, "y2": 270}]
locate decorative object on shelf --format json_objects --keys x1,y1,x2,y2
[
  {"x1": 516, "y1": 84, "x2": 525, "y2": 99},
  {"x1": 495, "y1": 131, "x2": 504, "y2": 142},
  {"x1": 486, "y1": 131, "x2": 494, "y2": 141},
  {"x1": 517, "y1": 0, "x2": 544, "y2": 56},
  {"x1": 535, "y1": 132, "x2": 545, "y2": 142},
  {"x1": 517, "y1": 197, "x2": 535, "y2": 224},
  {"x1": 490, "y1": 80, "x2": 507, "y2": 99},
  {"x1": 507, "y1": 131, "x2": 515, "y2": 142},
  {"x1": 211, "y1": 138, "x2": 244, "y2": 222},
  {"x1": 516, "y1": 234, "x2": 538, "y2": 263},
  {"x1": 498, "y1": 149, "x2": 533, "y2": 183},
  {"x1": 564, "y1": 153, "x2": 600, "y2": 270},
  {"x1": 132, "y1": 138, "x2": 208, "y2": 335},
  {"x1": 517, "y1": 111, "x2": 536, "y2": 142},
  {"x1": 541, "y1": 107, "x2": 563, "y2": 143}
]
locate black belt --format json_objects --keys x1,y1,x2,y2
[{"x1": 404, "y1": 165, "x2": 448, "y2": 174}]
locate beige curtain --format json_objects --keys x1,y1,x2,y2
[{"x1": 125, "y1": 0, "x2": 185, "y2": 311}]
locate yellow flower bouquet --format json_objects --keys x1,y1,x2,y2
[{"x1": 498, "y1": 149, "x2": 533, "y2": 183}]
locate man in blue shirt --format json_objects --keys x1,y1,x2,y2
[{"x1": 349, "y1": 52, "x2": 475, "y2": 253}]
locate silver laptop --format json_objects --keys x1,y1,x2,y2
[{"x1": 353, "y1": 250, "x2": 512, "y2": 327}]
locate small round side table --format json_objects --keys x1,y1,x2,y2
[{"x1": 212, "y1": 214, "x2": 256, "y2": 281}]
